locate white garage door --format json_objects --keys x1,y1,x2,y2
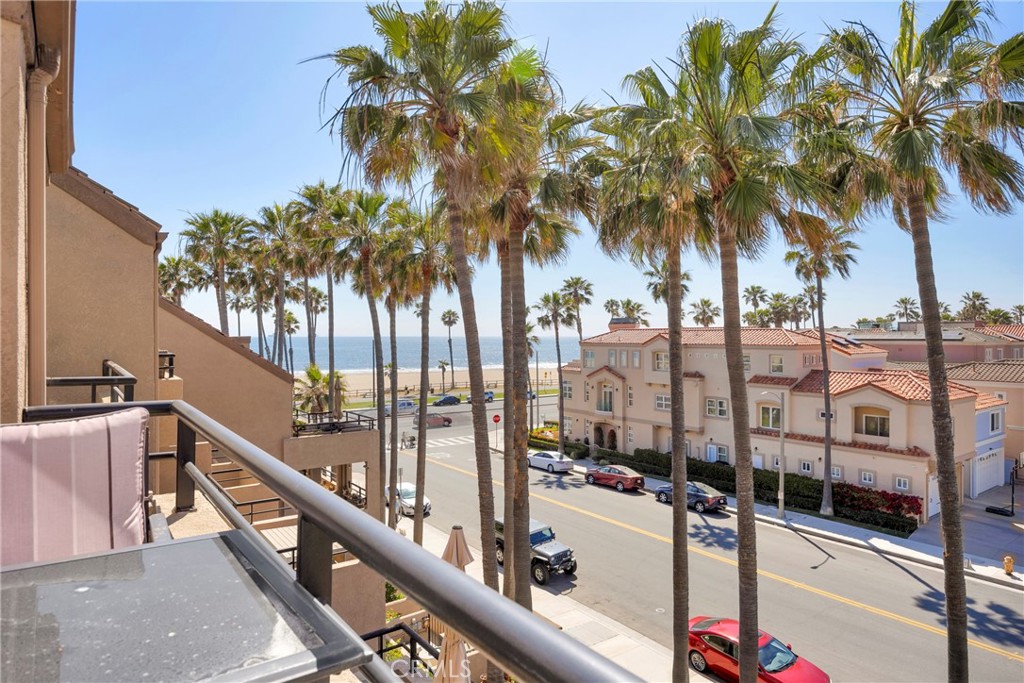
[
  {"x1": 972, "y1": 450, "x2": 1003, "y2": 497},
  {"x1": 927, "y1": 474, "x2": 941, "y2": 518}
]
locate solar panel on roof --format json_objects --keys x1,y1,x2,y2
[
  {"x1": 845, "y1": 337, "x2": 862, "y2": 347},
  {"x1": 942, "y1": 332, "x2": 965, "y2": 341},
  {"x1": 1003, "y1": 333, "x2": 1024, "y2": 342},
  {"x1": 834, "y1": 338, "x2": 850, "y2": 347}
]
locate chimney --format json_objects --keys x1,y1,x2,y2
[{"x1": 608, "y1": 317, "x2": 640, "y2": 331}]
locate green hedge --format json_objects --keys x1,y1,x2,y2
[
  {"x1": 588, "y1": 446, "x2": 919, "y2": 534},
  {"x1": 527, "y1": 436, "x2": 589, "y2": 459}
]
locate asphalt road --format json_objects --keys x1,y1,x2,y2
[{"x1": 380, "y1": 402, "x2": 1024, "y2": 682}]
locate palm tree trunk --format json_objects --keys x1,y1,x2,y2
[
  {"x1": 236, "y1": 308, "x2": 242, "y2": 336},
  {"x1": 363, "y1": 259, "x2": 387, "y2": 521},
  {"x1": 304, "y1": 276, "x2": 316, "y2": 367},
  {"x1": 447, "y1": 329, "x2": 455, "y2": 392},
  {"x1": 498, "y1": 244, "x2": 516, "y2": 601},
  {"x1": 414, "y1": 287, "x2": 431, "y2": 545},
  {"x1": 509, "y1": 216, "x2": 532, "y2": 611},
  {"x1": 720, "y1": 228, "x2": 759, "y2": 683},
  {"x1": 255, "y1": 298, "x2": 266, "y2": 359},
  {"x1": 909, "y1": 191, "x2": 968, "y2": 682},
  {"x1": 327, "y1": 264, "x2": 338, "y2": 417},
  {"x1": 817, "y1": 274, "x2": 834, "y2": 516},
  {"x1": 554, "y1": 321, "x2": 565, "y2": 456},
  {"x1": 667, "y1": 242, "x2": 689, "y2": 683},
  {"x1": 387, "y1": 297, "x2": 400, "y2": 530},
  {"x1": 216, "y1": 265, "x2": 230, "y2": 335},
  {"x1": 575, "y1": 305, "x2": 584, "y2": 343},
  {"x1": 277, "y1": 269, "x2": 287, "y2": 368}
]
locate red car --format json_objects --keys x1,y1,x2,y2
[
  {"x1": 687, "y1": 616, "x2": 830, "y2": 683},
  {"x1": 585, "y1": 465, "x2": 644, "y2": 492}
]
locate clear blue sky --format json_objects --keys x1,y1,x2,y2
[{"x1": 72, "y1": 1, "x2": 1024, "y2": 339}]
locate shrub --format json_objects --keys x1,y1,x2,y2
[{"x1": 385, "y1": 581, "x2": 404, "y2": 603}]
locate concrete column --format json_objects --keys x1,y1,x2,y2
[{"x1": 26, "y1": 45, "x2": 60, "y2": 405}]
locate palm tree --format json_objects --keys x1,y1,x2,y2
[
  {"x1": 743, "y1": 285, "x2": 769, "y2": 316},
  {"x1": 603, "y1": 298, "x2": 622, "y2": 317},
  {"x1": 823, "y1": 4, "x2": 1024, "y2": 676},
  {"x1": 437, "y1": 360, "x2": 449, "y2": 392},
  {"x1": 689, "y1": 298, "x2": 720, "y2": 327},
  {"x1": 440, "y1": 310, "x2": 459, "y2": 392},
  {"x1": 619, "y1": 298, "x2": 650, "y2": 325},
  {"x1": 180, "y1": 209, "x2": 250, "y2": 335},
  {"x1": 228, "y1": 292, "x2": 251, "y2": 337},
  {"x1": 294, "y1": 364, "x2": 343, "y2": 413},
  {"x1": 283, "y1": 310, "x2": 300, "y2": 375},
  {"x1": 644, "y1": 261, "x2": 692, "y2": 306},
  {"x1": 673, "y1": 12, "x2": 828, "y2": 679},
  {"x1": 802, "y1": 284, "x2": 820, "y2": 328},
  {"x1": 786, "y1": 225, "x2": 859, "y2": 516},
  {"x1": 252, "y1": 203, "x2": 299, "y2": 368},
  {"x1": 894, "y1": 297, "x2": 921, "y2": 322},
  {"x1": 561, "y1": 277, "x2": 594, "y2": 343},
  {"x1": 535, "y1": 291, "x2": 573, "y2": 456},
  {"x1": 987, "y1": 308, "x2": 1013, "y2": 325},
  {"x1": 1012, "y1": 305, "x2": 1024, "y2": 324},
  {"x1": 159, "y1": 254, "x2": 202, "y2": 306},
  {"x1": 767, "y1": 293, "x2": 792, "y2": 328},
  {"x1": 337, "y1": 190, "x2": 391, "y2": 515},
  {"x1": 960, "y1": 290, "x2": 991, "y2": 321},
  {"x1": 298, "y1": 181, "x2": 346, "y2": 414},
  {"x1": 325, "y1": 4, "x2": 533, "y2": 631}
]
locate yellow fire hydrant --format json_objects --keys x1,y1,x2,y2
[{"x1": 1004, "y1": 554, "x2": 1016, "y2": 576}]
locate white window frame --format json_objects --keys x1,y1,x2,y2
[
  {"x1": 655, "y1": 394, "x2": 671, "y2": 411},
  {"x1": 584, "y1": 350, "x2": 595, "y2": 368},
  {"x1": 800, "y1": 460, "x2": 813, "y2": 474},
  {"x1": 685, "y1": 440, "x2": 691, "y2": 458},
  {"x1": 772, "y1": 456, "x2": 781, "y2": 470},
  {"x1": 803, "y1": 353, "x2": 821, "y2": 367},
  {"x1": 706, "y1": 398, "x2": 728, "y2": 418},
  {"x1": 996, "y1": 348, "x2": 1004, "y2": 360},
  {"x1": 627, "y1": 425, "x2": 634, "y2": 444},
  {"x1": 985, "y1": 348, "x2": 993, "y2": 361},
  {"x1": 860, "y1": 470, "x2": 876, "y2": 486},
  {"x1": 991, "y1": 411, "x2": 1002, "y2": 432},
  {"x1": 830, "y1": 465, "x2": 843, "y2": 480},
  {"x1": 743, "y1": 354, "x2": 751, "y2": 372},
  {"x1": 716, "y1": 445, "x2": 729, "y2": 463},
  {"x1": 608, "y1": 349, "x2": 617, "y2": 367},
  {"x1": 995, "y1": 391, "x2": 1007, "y2": 400},
  {"x1": 561, "y1": 380, "x2": 573, "y2": 400},
  {"x1": 627, "y1": 386, "x2": 634, "y2": 407},
  {"x1": 770, "y1": 354, "x2": 784, "y2": 374},
  {"x1": 654, "y1": 351, "x2": 669, "y2": 371},
  {"x1": 863, "y1": 414, "x2": 890, "y2": 437},
  {"x1": 895, "y1": 476, "x2": 910, "y2": 491},
  {"x1": 632, "y1": 350, "x2": 641, "y2": 368},
  {"x1": 818, "y1": 409, "x2": 835, "y2": 421},
  {"x1": 760, "y1": 405, "x2": 781, "y2": 430},
  {"x1": 599, "y1": 385, "x2": 613, "y2": 412},
  {"x1": 620, "y1": 350, "x2": 628, "y2": 367},
  {"x1": 1014, "y1": 348, "x2": 1023, "y2": 359},
  {"x1": 562, "y1": 417, "x2": 572, "y2": 435}
]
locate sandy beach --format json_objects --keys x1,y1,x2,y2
[{"x1": 297, "y1": 366, "x2": 561, "y2": 398}]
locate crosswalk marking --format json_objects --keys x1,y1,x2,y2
[{"x1": 423, "y1": 435, "x2": 476, "y2": 448}]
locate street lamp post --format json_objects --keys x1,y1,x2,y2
[{"x1": 762, "y1": 390, "x2": 786, "y2": 520}]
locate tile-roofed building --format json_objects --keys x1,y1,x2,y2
[
  {"x1": 793, "y1": 369, "x2": 978, "y2": 403},
  {"x1": 747, "y1": 374, "x2": 800, "y2": 387},
  {"x1": 839, "y1": 322, "x2": 1024, "y2": 364}
]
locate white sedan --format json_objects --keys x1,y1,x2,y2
[
  {"x1": 385, "y1": 482, "x2": 431, "y2": 516},
  {"x1": 526, "y1": 450, "x2": 574, "y2": 473}
]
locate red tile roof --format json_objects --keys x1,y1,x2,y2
[
  {"x1": 583, "y1": 326, "x2": 886, "y2": 355},
  {"x1": 587, "y1": 366, "x2": 626, "y2": 381},
  {"x1": 792, "y1": 368, "x2": 977, "y2": 402},
  {"x1": 750, "y1": 428, "x2": 932, "y2": 458},
  {"x1": 747, "y1": 375, "x2": 800, "y2": 387},
  {"x1": 973, "y1": 325, "x2": 1024, "y2": 341},
  {"x1": 793, "y1": 329, "x2": 888, "y2": 355},
  {"x1": 887, "y1": 360, "x2": 1024, "y2": 384},
  {"x1": 562, "y1": 360, "x2": 581, "y2": 373},
  {"x1": 975, "y1": 393, "x2": 1008, "y2": 411}
]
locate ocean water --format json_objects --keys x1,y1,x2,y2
[{"x1": 258, "y1": 336, "x2": 580, "y2": 374}]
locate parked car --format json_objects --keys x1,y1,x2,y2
[
  {"x1": 467, "y1": 390, "x2": 495, "y2": 403},
  {"x1": 383, "y1": 399, "x2": 417, "y2": 417},
  {"x1": 526, "y1": 390, "x2": 538, "y2": 400},
  {"x1": 413, "y1": 412, "x2": 452, "y2": 428},
  {"x1": 687, "y1": 616, "x2": 830, "y2": 682},
  {"x1": 526, "y1": 450, "x2": 574, "y2": 473},
  {"x1": 432, "y1": 394, "x2": 461, "y2": 406},
  {"x1": 495, "y1": 517, "x2": 576, "y2": 585},
  {"x1": 654, "y1": 481, "x2": 728, "y2": 513},
  {"x1": 384, "y1": 482, "x2": 430, "y2": 517},
  {"x1": 585, "y1": 465, "x2": 645, "y2": 492}
]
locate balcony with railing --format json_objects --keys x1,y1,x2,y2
[{"x1": 8, "y1": 399, "x2": 638, "y2": 682}]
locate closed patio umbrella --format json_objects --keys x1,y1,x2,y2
[{"x1": 435, "y1": 525, "x2": 473, "y2": 683}]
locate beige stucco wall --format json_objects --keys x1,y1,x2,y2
[
  {"x1": 158, "y1": 300, "x2": 292, "y2": 459},
  {"x1": 45, "y1": 182, "x2": 159, "y2": 405},
  {"x1": 331, "y1": 559, "x2": 385, "y2": 636},
  {"x1": 1, "y1": 16, "x2": 29, "y2": 423}
]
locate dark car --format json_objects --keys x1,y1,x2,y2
[
  {"x1": 687, "y1": 616, "x2": 830, "y2": 683},
  {"x1": 654, "y1": 481, "x2": 728, "y2": 513},
  {"x1": 495, "y1": 517, "x2": 577, "y2": 585},
  {"x1": 585, "y1": 465, "x2": 644, "y2": 492},
  {"x1": 432, "y1": 394, "x2": 461, "y2": 406},
  {"x1": 413, "y1": 412, "x2": 452, "y2": 428}
]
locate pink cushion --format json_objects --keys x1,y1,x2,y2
[{"x1": 0, "y1": 408, "x2": 148, "y2": 566}]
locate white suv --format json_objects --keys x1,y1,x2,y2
[{"x1": 383, "y1": 399, "x2": 416, "y2": 416}]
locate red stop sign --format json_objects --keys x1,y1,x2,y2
[{"x1": 492, "y1": 414, "x2": 501, "y2": 424}]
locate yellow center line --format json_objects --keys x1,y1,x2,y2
[{"x1": 418, "y1": 453, "x2": 1024, "y2": 663}]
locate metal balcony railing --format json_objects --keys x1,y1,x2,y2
[
  {"x1": 22, "y1": 400, "x2": 639, "y2": 683},
  {"x1": 46, "y1": 359, "x2": 138, "y2": 403},
  {"x1": 293, "y1": 409, "x2": 376, "y2": 436},
  {"x1": 158, "y1": 350, "x2": 176, "y2": 379}
]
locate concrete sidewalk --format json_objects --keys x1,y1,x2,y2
[{"x1": 396, "y1": 515, "x2": 699, "y2": 682}]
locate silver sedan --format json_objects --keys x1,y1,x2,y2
[{"x1": 526, "y1": 450, "x2": 574, "y2": 473}]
